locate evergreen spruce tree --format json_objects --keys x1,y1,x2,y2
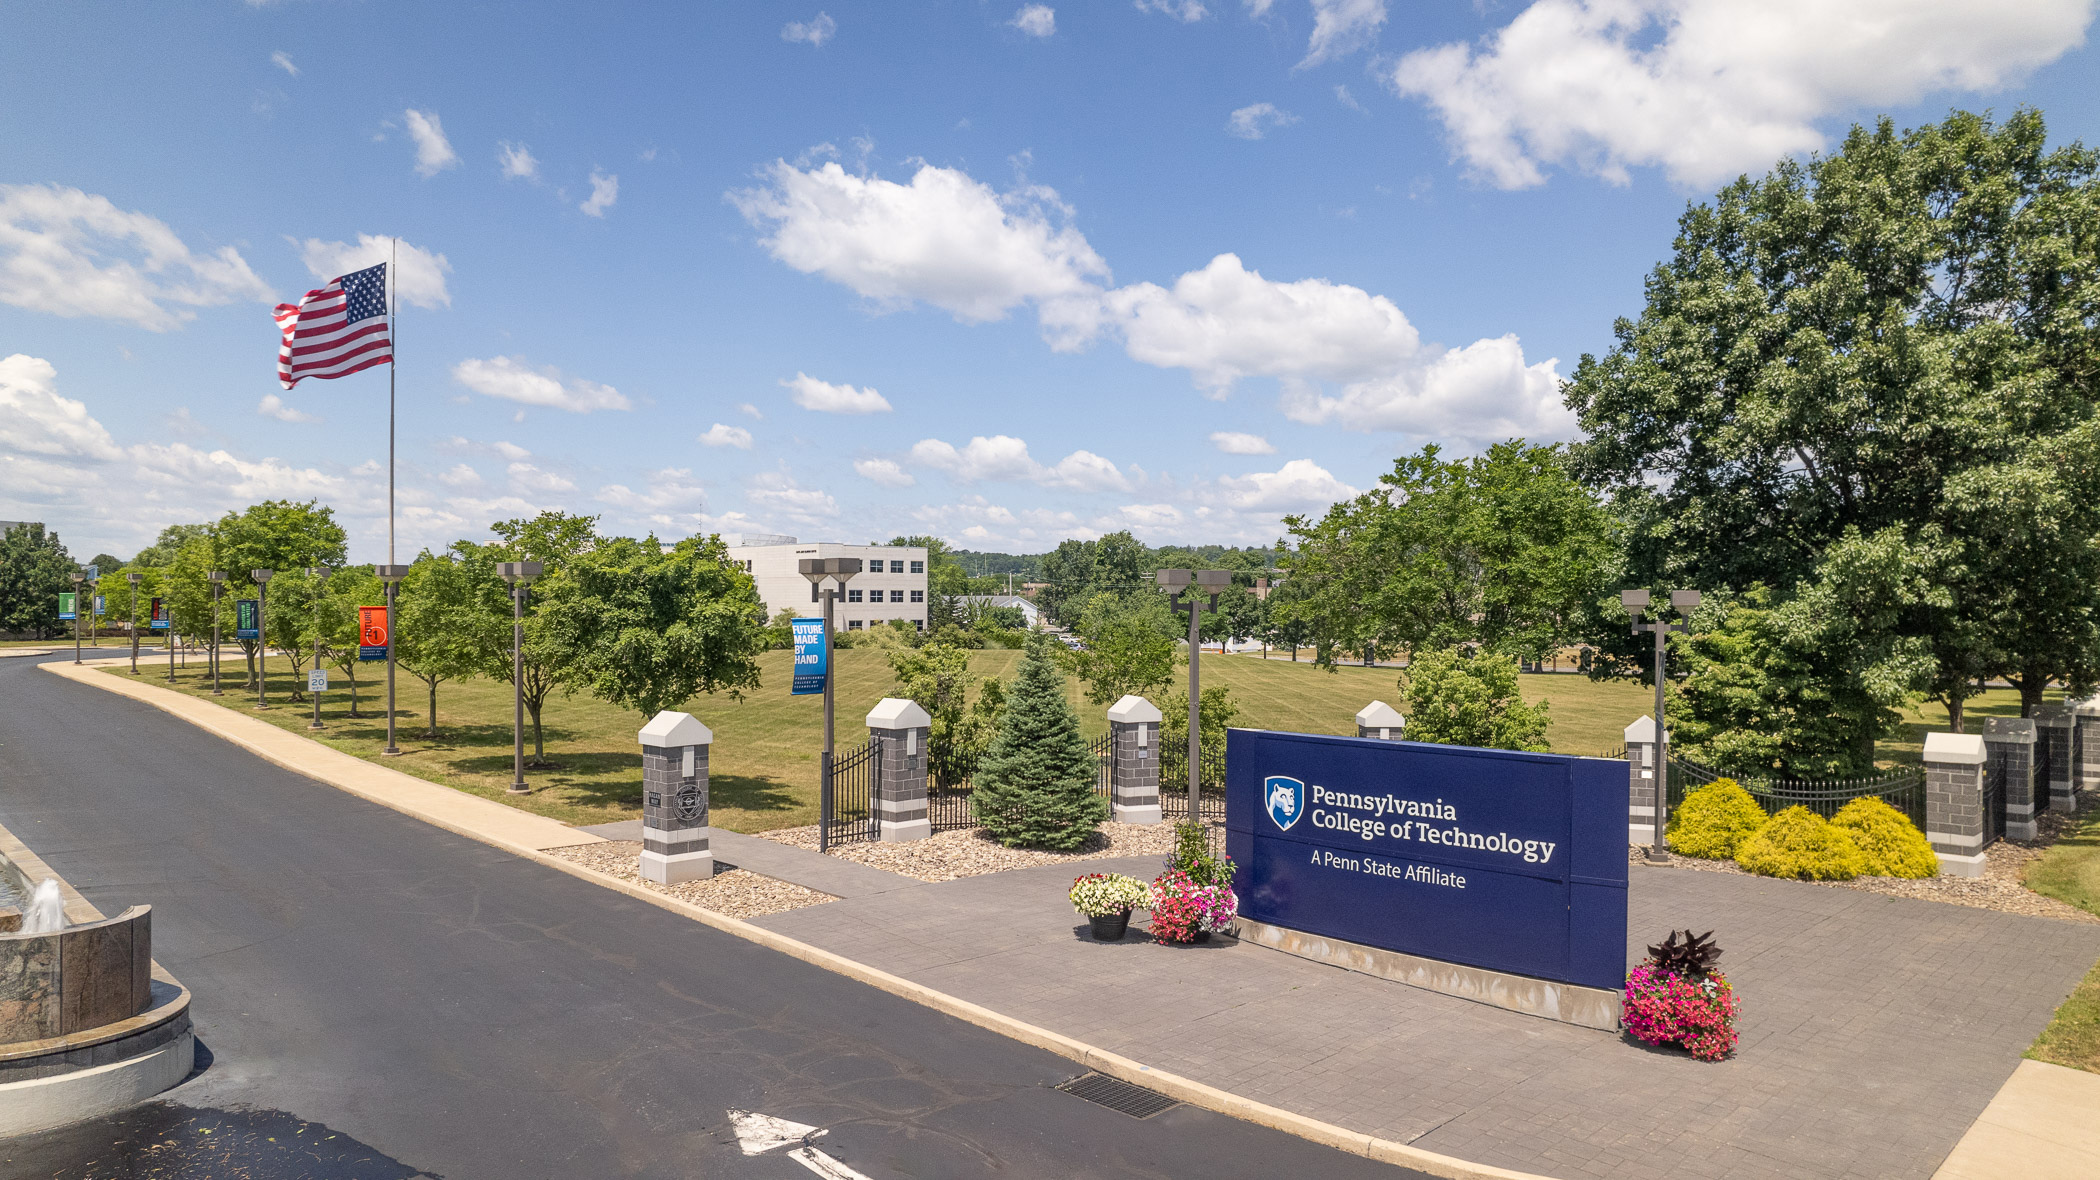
[{"x1": 971, "y1": 633, "x2": 1108, "y2": 849}]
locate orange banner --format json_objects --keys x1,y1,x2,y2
[{"x1": 358, "y1": 605, "x2": 389, "y2": 657}]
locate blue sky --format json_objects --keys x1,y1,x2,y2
[{"x1": 3, "y1": 1, "x2": 2097, "y2": 562}]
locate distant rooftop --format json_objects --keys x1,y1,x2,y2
[{"x1": 728, "y1": 533, "x2": 798, "y2": 547}]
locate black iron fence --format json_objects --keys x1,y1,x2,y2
[
  {"x1": 1667, "y1": 755, "x2": 1927, "y2": 830},
  {"x1": 927, "y1": 737, "x2": 979, "y2": 833},
  {"x1": 1158, "y1": 742, "x2": 1228, "y2": 823},
  {"x1": 822, "y1": 738, "x2": 877, "y2": 848}
]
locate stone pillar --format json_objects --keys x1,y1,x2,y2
[
  {"x1": 1982, "y1": 717, "x2": 2038, "y2": 841},
  {"x1": 1355, "y1": 700, "x2": 1405, "y2": 741},
  {"x1": 2035, "y1": 703, "x2": 2076, "y2": 813},
  {"x1": 867, "y1": 698, "x2": 931, "y2": 842},
  {"x1": 1107, "y1": 694, "x2": 1163, "y2": 825},
  {"x1": 1624, "y1": 715, "x2": 1664, "y2": 846},
  {"x1": 2074, "y1": 696, "x2": 2100, "y2": 794},
  {"x1": 638, "y1": 710, "x2": 713, "y2": 884},
  {"x1": 1924, "y1": 731, "x2": 1989, "y2": 878}
]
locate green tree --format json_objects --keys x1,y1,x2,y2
[
  {"x1": 1159, "y1": 684, "x2": 1238, "y2": 780},
  {"x1": 0, "y1": 523, "x2": 75, "y2": 638},
  {"x1": 888, "y1": 642, "x2": 1008, "y2": 786},
  {"x1": 1283, "y1": 442, "x2": 1611, "y2": 669},
  {"x1": 471, "y1": 511, "x2": 601, "y2": 759},
  {"x1": 396, "y1": 552, "x2": 493, "y2": 736},
  {"x1": 130, "y1": 523, "x2": 210, "y2": 568},
  {"x1": 970, "y1": 634, "x2": 1108, "y2": 849},
  {"x1": 1037, "y1": 538, "x2": 1095, "y2": 625},
  {"x1": 212, "y1": 500, "x2": 348, "y2": 689},
  {"x1": 1398, "y1": 649, "x2": 1551, "y2": 752},
  {"x1": 315, "y1": 567, "x2": 383, "y2": 716},
  {"x1": 1066, "y1": 591, "x2": 1179, "y2": 705},
  {"x1": 1564, "y1": 109, "x2": 2100, "y2": 729},
  {"x1": 542, "y1": 533, "x2": 767, "y2": 721}
]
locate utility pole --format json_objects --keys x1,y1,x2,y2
[
  {"x1": 1623, "y1": 588, "x2": 1700, "y2": 863},
  {"x1": 252, "y1": 569, "x2": 274, "y2": 708},
  {"x1": 801, "y1": 557, "x2": 862, "y2": 852},
  {"x1": 208, "y1": 572, "x2": 225, "y2": 694},
  {"x1": 1157, "y1": 569, "x2": 1232, "y2": 823},
  {"x1": 309, "y1": 566, "x2": 332, "y2": 729}
]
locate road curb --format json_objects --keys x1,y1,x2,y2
[{"x1": 44, "y1": 657, "x2": 1555, "y2": 1180}]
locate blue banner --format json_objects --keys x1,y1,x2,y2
[
  {"x1": 791, "y1": 616, "x2": 827, "y2": 695},
  {"x1": 1226, "y1": 729, "x2": 1628, "y2": 991},
  {"x1": 150, "y1": 597, "x2": 169, "y2": 630}
]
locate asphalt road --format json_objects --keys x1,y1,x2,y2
[{"x1": 0, "y1": 653, "x2": 1420, "y2": 1179}]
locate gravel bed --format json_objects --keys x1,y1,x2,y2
[
  {"x1": 1630, "y1": 793, "x2": 2099, "y2": 924},
  {"x1": 544, "y1": 840, "x2": 836, "y2": 919},
  {"x1": 758, "y1": 820, "x2": 1193, "y2": 883}
]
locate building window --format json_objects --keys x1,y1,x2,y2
[
  {"x1": 910, "y1": 590, "x2": 924, "y2": 603},
  {"x1": 914, "y1": 619, "x2": 924, "y2": 631},
  {"x1": 890, "y1": 560, "x2": 905, "y2": 573},
  {"x1": 910, "y1": 560, "x2": 924, "y2": 574},
  {"x1": 847, "y1": 589, "x2": 863, "y2": 603},
  {"x1": 848, "y1": 619, "x2": 863, "y2": 630},
  {"x1": 890, "y1": 589, "x2": 905, "y2": 603}
]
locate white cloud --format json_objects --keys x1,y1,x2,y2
[
  {"x1": 0, "y1": 185, "x2": 274, "y2": 331},
  {"x1": 699, "y1": 423, "x2": 754, "y2": 449},
  {"x1": 295, "y1": 234, "x2": 452, "y2": 309},
  {"x1": 1011, "y1": 4, "x2": 1056, "y2": 35},
  {"x1": 0, "y1": 355, "x2": 122, "y2": 460},
  {"x1": 1301, "y1": 0, "x2": 1386, "y2": 68},
  {"x1": 1227, "y1": 102, "x2": 1300, "y2": 140},
  {"x1": 402, "y1": 109, "x2": 459, "y2": 178},
  {"x1": 491, "y1": 440, "x2": 532, "y2": 461},
  {"x1": 507, "y1": 461, "x2": 577, "y2": 495},
  {"x1": 452, "y1": 356, "x2": 632, "y2": 413},
  {"x1": 1046, "y1": 450, "x2": 1133, "y2": 492},
  {"x1": 1105, "y1": 253, "x2": 1418, "y2": 394},
  {"x1": 580, "y1": 171, "x2": 618, "y2": 217},
  {"x1": 728, "y1": 160, "x2": 1110, "y2": 344},
  {"x1": 1335, "y1": 84, "x2": 1366, "y2": 112},
  {"x1": 270, "y1": 50, "x2": 299, "y2": 77},
  {"x1": 1391, "y1": 0, "x2": 2095, "y2": 190},
  {"x1": 1281, "y1": 334, "x2": 1573, "y2": 441},
  {"x1": 781, "y1": 372, "x2": 893, "y2": 414},
  {"x1": 1217, "y1": 459, "x2": 1359, "y2": 512},
  {"x1": 782, "y1": 12, "x2": 837, "y2": 45},
  {"x1": 909, "y1": 435, "x2": 1133, "y2": 491},
  {"x1": 1210, "y1": 431, "x2": 1276, "y2": 455},
  {"x1": 439, "y1": 463, "x2": 482, "y2": 487},
  {"x1": 1136, "y1": 0, "x2": 1209, "y2": 20},
  {"x1": 853, "y1": 458, "x2": 916, "y2": 487},
  {"x1": 257, "y1": 394, "x2": 318, "y2": 423},
  {"x1": 497, "y1": 141, "x2": 539, "y2": 180},
  {"x1": 748, "y1": 470, "x2": 838, "y2": 522},
  {"x1": 1117, "y1": 503, "x2": 1185, "y2": 528}
]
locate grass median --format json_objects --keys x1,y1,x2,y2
[{"x1": 2025, "y1": 801, "x2": 2100, "y2": 1073}]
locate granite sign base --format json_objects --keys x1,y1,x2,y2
[{"x1": 1233, "y1": 917, "x2": 1624, "y2": 1032}]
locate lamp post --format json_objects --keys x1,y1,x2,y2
[
  {"x1": 164, "y1": 593, "x2": 176, "y2": 684},
  {"x1": 800, "y1": 557, "x2": 862, "y2": 852},
  {"x1": 252, "y1": 569, "x2": 274, "y2": 708},
  {"x1": 308, "y1": 566, "x2": 333, "y2": 729},
  {"x1": 376, "y1": 564, "x2": 411, "y2": 755},
  {"x1": 1623, "y1": 587, "x2": 1701, "y2": 863},
  {"x1": 69, "y1": 572, "x2": 84, "y2": 664},
  {"x1": 208, "y1": 572, "x2": 225, "y2": 695},
  {"x1": 496, "y1": 562, "x2": 543, "y2": 793},
  {"x1": 1158, "y1": 568, "x2": 1234, "y2": 823},
  {"x1": 125, "y1": 572, "x2": 142, "y2": 674}
]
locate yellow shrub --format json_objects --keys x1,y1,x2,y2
[
  {"x1": 1832, "y1": 797, "x2": 1938, "y2": 878},
  {"x1": 1668, "y1": 778, "x2": 1769, "y2": 859},
  {"x1": 1734, "y1": 806, "x2": 1866, "y2": 880}
]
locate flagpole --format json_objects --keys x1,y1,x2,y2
[{"x1": 382, "y1": 236, "x2": 402, "y2": 756}]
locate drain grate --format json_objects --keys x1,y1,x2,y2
[{"x1": 1054, "y1": 1072, "x2": 1179, "y2": 1119}]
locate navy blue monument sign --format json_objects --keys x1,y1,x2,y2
[{"x1": 1227, "y1": 729, "x2": 1628, "y2": 991}]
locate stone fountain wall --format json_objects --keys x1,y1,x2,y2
[{"x1": 0, "y1": 906, "x2": 154, "y2": 1043}]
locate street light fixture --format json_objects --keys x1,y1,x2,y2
[
  {"x1": 376, "y1": 564, "x2": 412, "y2": 755},
  {"x1": 308, "y1": 566, "x2": 333, "y2": 730},
  {"x1": 801, "y1": 557, "x2": 863, "y2": 852},
  {"x1": 207, "y1": 572, "x2": 226, "y2": 695},
  {"x1": 1159, "y1": 568, "x2": 1234, "y2": 823},
  {"x1": 69, "y1": 572, "x2": 84, "y2": 664},
  {"x1": 497, "y1": 561, "x2": 544, "y2": 793},
  {"x1": 251, "y1": 569, "x2": 274, "y2": 708},
  {"x1": 125, "y1": 572, "x2": 142, "y2": 675},
  {"x1": 1624, "y1": 586, "x2": 1701, "y2": 863}
]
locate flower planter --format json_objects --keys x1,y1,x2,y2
[{"x1": 1089, "y1": 911, "x2": 1131, "y2": 941}]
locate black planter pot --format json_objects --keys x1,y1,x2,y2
[
  {"x1": 1089, "y1": 911, "x2": 1131, "y2": 941},
  {"x1": 1192, "y1": 929, "x2": 1211, "y2": 944}
]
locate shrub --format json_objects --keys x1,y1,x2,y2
[
  {"x1": 1069, "y1": 872, "x2": 1149, "y2": 918},
  {"x1": 1148, "y1": 869, "x2": 1237, "y2": 943},
  {"x1": 1668, "y1": 778, "x2": 1768, "y2": 859},
  {"x1": 971, "y1": 634, "x2": 1108, "y2": 849},
  {"x1": 1832, "y1": 797, "x2": 1938, "y2": 878},
  {"x1": 1162, "y1": 819, "x2": 1236, "y2": 889},
  {"x1": 1733, "y1": 805, "x2": 1866, "y2": 880},
  {"x1": 1398, "y1": 648, "x2": 1550, "y2": 751}
]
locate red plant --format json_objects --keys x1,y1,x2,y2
[{"x1": 1622, "y1": 962, "x2": 1740, "y2": 1061}]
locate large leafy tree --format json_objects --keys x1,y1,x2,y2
[
  {"x1": 1066, "y1": 590, "x2": 1179, "y2": 705},
  {"x1": 212, "y1": 500, "x2": 348, "y2": 689},
  {"x1": 1281, "y1": 441, "x2": 1612, "y2": 667},
  {"x1": 396, "y1": 550, "x2": 499, "y2": 736},
  {"x1": 888, "y1": 642, "x2": 1008, "y2": 787},
  {"x1": 1565, "y1": 109, "x2": 2100, "y2": 724},
  {"x1": 467, "y1": 512, "x2": 599, "y2": 760},
  {"x1": 1398, "y1": 649, "x2": 1551, "y2": 753},
  {"x1": 0, "y1": 523, "x2": 75, "y2": 639}
]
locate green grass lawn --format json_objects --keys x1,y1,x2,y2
[
  {"x1": 2024, "y1": 802, "x2": 2100, "y2": 1074},
  {"x1": 106, "y1": 646, "x2": 1661, "y2": 834}
]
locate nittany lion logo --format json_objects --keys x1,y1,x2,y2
[{"x1": 1265, "y1": 775, "x2": 1306, "y2": 831}]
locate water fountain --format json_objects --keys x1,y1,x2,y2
[{"x1": 21, "y1": 878, "x2": 64, "y2": 934}]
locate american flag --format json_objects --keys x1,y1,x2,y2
[{"x1": 275, "y1": 262, "x2": 392, "y2": 389}]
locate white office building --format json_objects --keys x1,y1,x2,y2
[{"x1": 731, "y1": 537, "x2": 929, "y2": 632}]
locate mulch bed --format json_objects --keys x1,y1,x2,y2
[
  {"x1": 544, "y1": 840, "x2": 836, "y2": 919},
  {"x1": 760, "y1": 820, "x2": 1190, "y2": 883}
]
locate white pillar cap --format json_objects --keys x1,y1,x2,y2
[
  {"x1": 866, "y1": 697, "x2": 932, "y2": 730},
  {"x1": 1108, "y1": 694, "x2": 1163, "y2": 725},
  {"x1": 638, "y1": 710, "x2": 712, "y2": 748},
  {"x1": 1355, "y1": 700, "x2": 1405, "y2": 730},
  {"x1": 1624, "y1": 715, "x2": 1666, "y2": 743},
  {"x1": 1923, "y1": 731, "x2": 1987, "y2": 765}
]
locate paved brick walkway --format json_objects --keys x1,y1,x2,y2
[{"x1": 753, "y1": 858, "x2": 2100, "y2": 1180}]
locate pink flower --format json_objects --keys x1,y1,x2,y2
[{"x1": 1622, "y1": 963, "x2": 1740, "y2": 1061}]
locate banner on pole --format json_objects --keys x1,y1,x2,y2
[
  {"x1": 93, "y1": 594, "x2": 104, "y2": 615},
  {"x1": 150, "y1": 597, "x2": 169, "y2": 630},
  {"x1": 791, "y1": 616, "x2": 828, "y2": 695},
  {"x1": 58, "y1": 591, "x2": 75, "y2": 621},
  {"x1": 359, "y1": 605, "x2": 389, "y2": 661},
  {"x1": 85, "y1": 564, "x2": 98, "y2": 580},
  {"x1": 235, "y1": 598, "x2": 260, "y2": 640}
]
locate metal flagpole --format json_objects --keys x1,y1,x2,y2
[{"x1": 382, "y1": 238, "x2": 402, "y2": 756}]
